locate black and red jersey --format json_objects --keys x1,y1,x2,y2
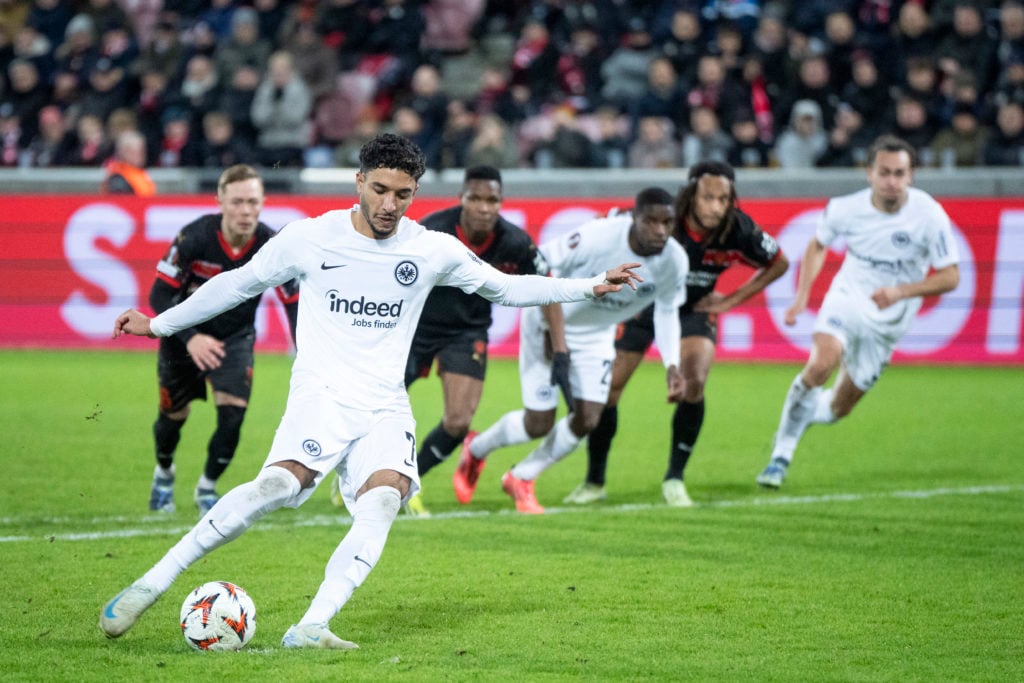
[
  {"x1": 678, "y1": 208, "x2": 781, "y2": 313},
  {"x1": 415, "y1": 205, "x2": 548, "y2": 338},
  {"x1": 149, "y1": 214, "x2": 299, "y2": 345}
]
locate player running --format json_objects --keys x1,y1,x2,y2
[
  {"x1": 566, "y1": 160, "x2": 788, "y2": 507},
  {"x1": 453, "y1": 187, "x2": 689, "y2": 514},
  {"x1": 756, "y1": 134, "x2": 960, "y2": 489},
  {"x1": 148, "y1": 164, "x2": 297, "y2": 517}
]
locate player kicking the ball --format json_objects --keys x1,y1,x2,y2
[
  {"x1": 99, "y1": 134, "x2": 644, "y2": 649},
  {"x1": 756, "y1": 135, "x2": 960, "y2": 489}
]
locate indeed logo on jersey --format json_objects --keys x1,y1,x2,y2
[{"x1": 326, "y1": 289, "x2": 403, "y2": 329}]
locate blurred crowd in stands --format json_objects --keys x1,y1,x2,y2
[{"x1": 1, "y1": 0, "x2": 1023, "y2": 175}]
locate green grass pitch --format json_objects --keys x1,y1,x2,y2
[{"x1": 1, "y1": 349, "x2": 1022, "y2": 681}]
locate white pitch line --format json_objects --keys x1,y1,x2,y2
[{"x1": 1, "y1": 483, "x2": 1022, "y2": 544}]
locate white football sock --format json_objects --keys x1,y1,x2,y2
[
  {"x1": 196, "y1": 474, "x2": 217, "y2": 491},
  {"x1": 469, "y1": 410, "x2": 529, "y2": 460},
  {"x1": 299, "y1": 485, "x2": 401, "y2": 626},
  {"x1": 810, "y1": 388, "x2": 838, "y2": 425},
  {"x1": 771, "y1": 375, "x2": 820, "y2": 463},
  {"x1": 155, "y1": 464, "x2": 174, "y2": 480},
  {"x1": 511, "y1": 416, "x2": 580, "y2": 481},
  {"x1": 141, "y1": 467, "x2": 300, "y2": 593}
]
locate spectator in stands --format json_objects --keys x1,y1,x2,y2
[
  {"x1": 333, "y1": 111, "x2": 380, "y2": 167},
  {"x1": 119, "y1": 0, "x2": 161, "y2": 49},
  {"x1": 657, "y1": 8, "x2": 704, "y2": 87},
  {"x1": 713, "y1": 21, "x2": 748, "y2": 78},
  {"x1": 314, "y1": 0, "x2": 363, "y2": 52},
  {"x1": 554, "y1": 22, "x2": 607, "y2": 112},
  {"x1": 156, "y1": 107, "x2": 201, "y2": 168},
  {"x1": 841, "y1": 50, "x2": 892, "y2": 140},
  {"x1": 135, "y1": 67, "x2": 168, "y2": 152},
  {"x1": 686, "y1": 53, "x2": 748, "y2": 131},
  {"x1": 475, "y1": 65, "x2": 530, "y2": 126},
  {"x1": 982, "y1": 100, "x2": 1024, "y2": 164},
  {"x1": 173, "y1": 54, "x2": 221, "y2": 128},
  {"x1": 822, "y1": 10, "x2": 857, "y2": 88},
  {"x1": 682, "y1": 105, "x2": 732, "y2": 167},
  {"x1": 420, "y1": 0, "x2": 484, "y2": 58},
  {"x1": 105, "y1": 106, "x2": 138, "y2": 146},
  {"x1": 0, "y1": 0, "x2": 29, "y2": 48},
  {"x1": 936, "y1": 2, "x2": 999, "y2": 94},
  {"x1": 928, "y1": 101, "x2": 989, "y2": 167},
  {"x1": 65, "y1": 111, "x2": 108, "y2": 166},
  {"x1": 891, "y1": 95, "x2": 940, "y2": 162},
  {"x1": 214, "y1": 7, "x2": 272, "y2": 86},
  {"x1": 198, "y1": 109, "x2": 253, "y2": 168},
  {"x1": 901, "y1": 56, "x2": 945, "y2": 123},
  {"x1": 464, "y1": 113, "x2": 519, "y2": 170},
  {"x1": 996, "y1": 1, "x2": 1024, "y2": 73},
  {"x1": 773, "y1": 53, "x2": 839, "y2": 136},
  {"x1": 250, "y1": 50, "x2": 311, "y2": 168},
  {"x1": 750, "y1": 11, "x2": 790, "y2": 99},
  {"x1": 727, "y1": 107, "x2": 772, "y2": 168},
  {"x1": 627, "y1": 115, "x2": 679, "y2": 169},
  {"x1": 219, "y1": 64, "x2": 261, "y2": 148},
  {"x1": 398, "y1": 63, "x2": 448, "y2": 144},
  {"x1": 102, "y1": 129, "x2": 154, "y2": 195},
  {"x1": 0, "y1": 103, "x2": 24, "y2": 167},
  {"x1": 96, "y1": 22, "x2": 137, "y2": 72},
  {"x1": 390, "y1": 105, "x2": 439, "y2": 167},
  {"x1": 82, "y1": 0, "x2": 129, "y2": 34},
  {"x1": 891, "y1": 1, "x2": 939, "y2": 74},
  {"x1": 600, "y1": 16, "x2": 659, "y2": 109},
  {"x1": 50, "y1": 68, "x2": 82, "y2": 118},
  {"x1": 630, "y1": 55, "x2": 688, "y2": 137},
  {"x1": 586, "y1": 104, "x2": 630, "y2": 169},
  {"x1": 4, "y1": 58, "x2": 46, "y2": 145},
  {"x1": 345, "y1": 0, "x2": 424, "y2": 97},
  {"x1": 27, "y1": 0, "x2": 73, "y2": 50},
  {"x1": 994, "y1": 48, "x2": 1024, "y2": 106},
  {"x1": 773, "y1": 99, "x2": 827, "y2": 168},
  {"x1": 282, "y1": 19, "x2": 338, "y2": 103},
  {"x1": 26, "y1": 104, "x2": 71, "y2": 167},
  {"x1": 254, "y1": 0, "x2": 287, "y2": 44},
  {"x1": 130, "y1": 16, "x2": 184, "y2": 84},
  {"x1": 509, "y1": 17, "x2": 560, "y2": 110},
  {"x1": 437, "y1": 98, "x2": 476, "y2": 169},
  {"x1": 12, "y1": 24, "x2": 55, "y2": 85},
  {"x1": 55, "y1": 13, "x2": 99, "y2": 88},
  {"x1": 200, "y1": 0, "x2": 237, "y2": 40},
  {"x1": 816, "y1": 103, "x2": 873, "y2": 167},
  {"x1": 79, "y1": 55, "x2": 130, "y2": 122}
]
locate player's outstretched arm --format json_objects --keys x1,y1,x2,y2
[
  {"x1": 113, "y1": 309, "x2": 157, "y2": 339},
  {"x1": 593, "y1": 262, "x2": 643, "y2": 297}
]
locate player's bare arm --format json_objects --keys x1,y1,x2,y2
[
  {"x1": 871, "y1": 263, "x2": 960, "y2": 309},
  {"x1": 113, "y1": 308, "x2": 156, "y2": 339},
  {"x1": 785, "y1": 239, "x2": 829, "y2": 326},
  {"x1": 697, "y1": 253, "x2": 790, "y2": 314},
  {"x1": 595, "y1": 262, "x2": 643, "y2": 296}
]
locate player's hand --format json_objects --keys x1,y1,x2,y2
[
  {"x1": 666, "y1": 365, "x2": 685, "y2": 403},
  {"x1": 695, "y1": 291, "x2": 730, "y2": 314},
  {"x1": 550, "y1": 351, "x2": 574, "y2": 407},
  {"x1": 112, "y1": 309, "x2": 156, "y2": 339},
  {"x1": 871, "y1": 286, "x2": 903, "y2": 310},
  {"x1": 186, "y1": 333, "x2": 226, "y2": 371},
  {"x1": 594, "y1": 263, "x2": 643, "y2": 297},
  {"x1": 783, "y1": 300, "x2": 808, "y2": 326}
]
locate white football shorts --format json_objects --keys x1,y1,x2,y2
[
  {"x1": 518, "y1": 307, "x2": 616, "y2": 411},
  {"x1": 813, "y1": 285, "x2": 909, "y2": 391},
  {"x1": 263, "y1": 385, "x2": 420, "y2": 511}
]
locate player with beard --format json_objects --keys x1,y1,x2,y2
[
  {"x1": 328, "y1": 165, "x2": 572, "y2": 516},
  {"x1": 565, "y1": 160, "x2": 789, "y2": 507},
  {"x1": 148, "y1": 164, "x2": 298, "y2": 518},
  {"x1": 452, "y1": 187, "x2": 690, "y2": 514},
  {"x1": 101, "y1": 133, "x2": 644, "y2": 649}
]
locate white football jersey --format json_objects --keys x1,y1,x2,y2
[
  {"x1": 151, "y1": 206, "x2": 602, "y2": 411},
  {"x1": 818, "y1": 187, "x2": 959, "y2": 323},
  {"x1": 540, "y1": 215, "x2": 688, "y2": 351}
]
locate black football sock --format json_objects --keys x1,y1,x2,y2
[
  {"x1": 585, "y1": 405, "x2": 618, "y2": 486},
  {"x1": 417, "y1": 422, "x2": 464, "y2": 476},
  {"x1": 153, "y1": 412, "x2": 185, "y2": 471},
  {"x1": 665, "y1": 399, "x2": 704, "y2": 481},
  {"x1": 205, "y1": 405, "x2": 246, "y2": 481}
]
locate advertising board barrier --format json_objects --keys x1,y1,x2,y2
[{"x1": 0, "y1": 195, "x2": 1020, "y2": 364}]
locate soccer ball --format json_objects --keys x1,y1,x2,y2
[{"x1": 180, "y1": 581, "x2": 256, "y2": 651}]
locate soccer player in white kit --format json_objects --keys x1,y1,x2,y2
[
  {"x1": 98, "y1": 134, "x2": 644, "y2": 649},
  {"x1": 452, "y1": 187, "x2": 690, "y2": 514},
  {"x1": 756, "y1": 135, "x2": 960, "y2": 489}
]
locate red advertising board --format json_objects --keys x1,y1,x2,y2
[{"x1": 0, "y1": 194, "x2": 1020, "y2": 364}]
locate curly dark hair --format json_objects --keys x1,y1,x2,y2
[
  {"x1": 674, "y1": 160, "x2": 738, "y2": 245},
  {"x1": 358, "y1": 133, "x2": 427, "y2": 181}
]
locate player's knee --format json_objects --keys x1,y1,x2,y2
[
  {"x1": 523, "y1": 411, "x2": 554, "y2": 439},
  {"x1": 255, "y1": 466, "x2": 303, "y2": 509},
  {"x1": 682, "y1": 378, "x2": 706, "y2": 402},
  {"x1": 354, "y1": 485, "x2": 402, "y2": 523},
  {"x1": 215, "y1": 404, "x2": 246, "y2": 437}
]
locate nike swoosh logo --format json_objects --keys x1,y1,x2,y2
[
  {"x1": 354, "y1": 555, "x2": 372, "y2": 568},
  {"x1": 103, "y1": 592, "x2": 124, "y2": 618},
  {"x1": 321, "y1": 262, "x2": 347, "y2": 270}
]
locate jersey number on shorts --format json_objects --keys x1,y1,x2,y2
[{"x1": 402, "y1": 431, "x2": 416, "y2": 468}]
